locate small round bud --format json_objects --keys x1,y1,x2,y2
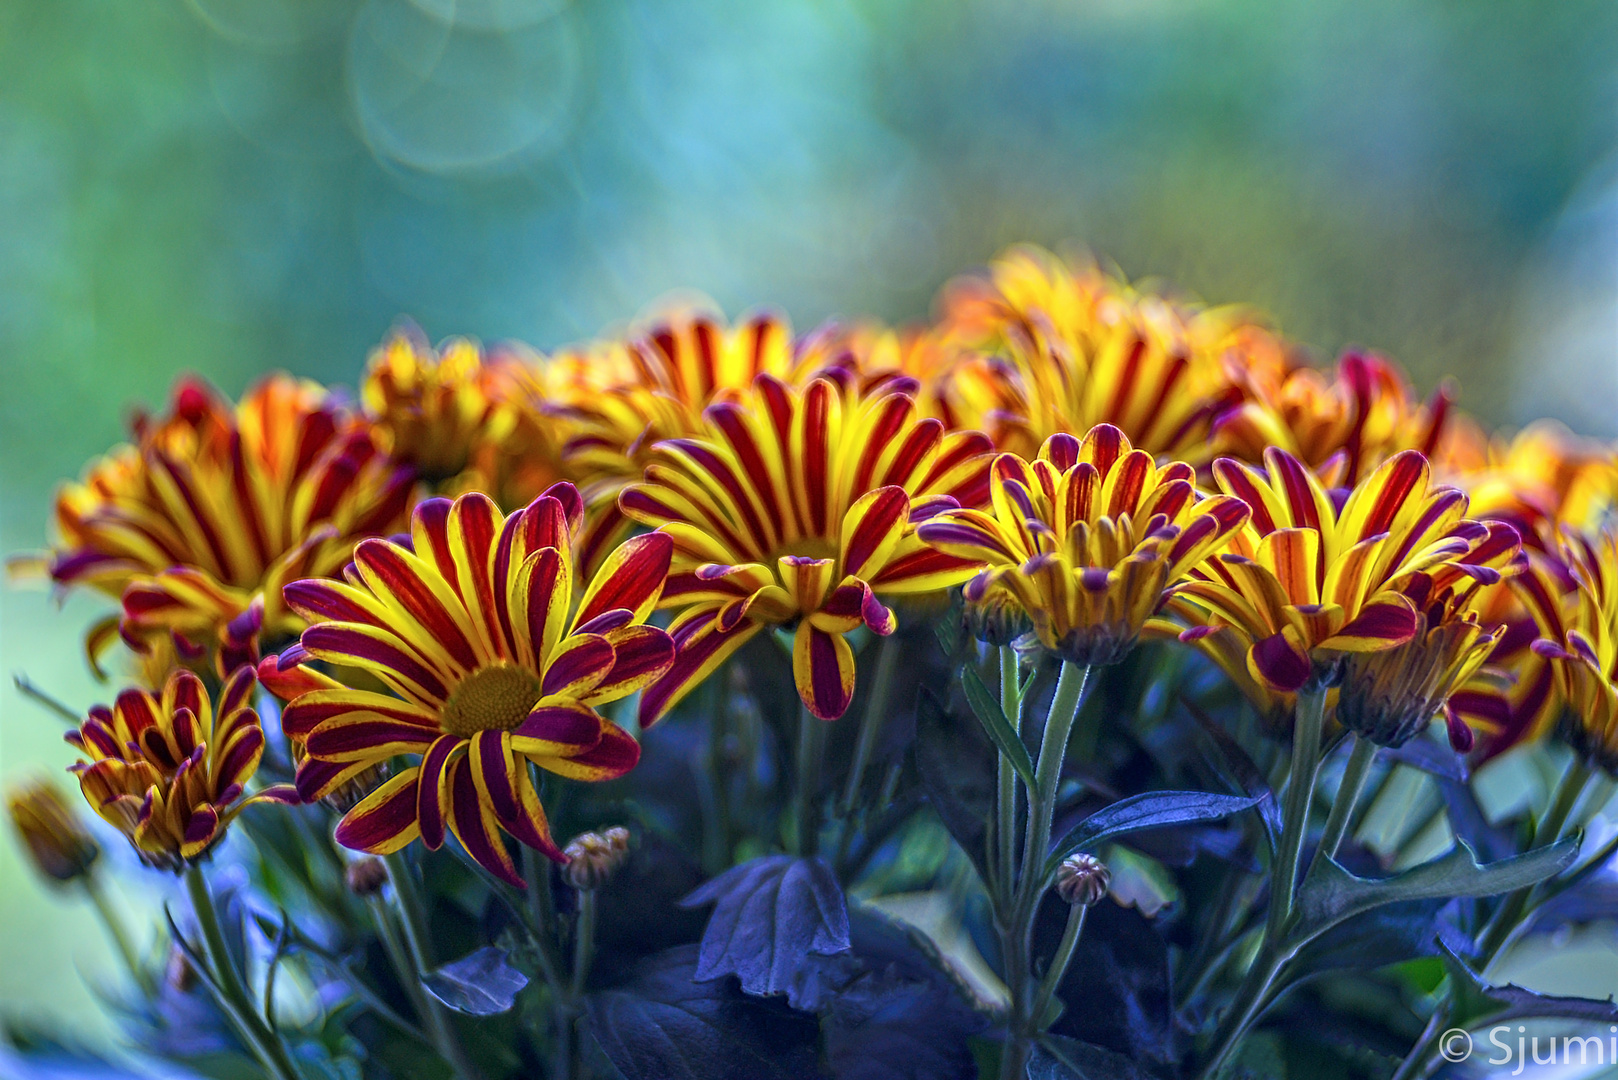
[
  {"x1": 1054, "y1": 853, "x2": 1111, "y2": 907},
  {"x1": 345, "y1": 857, "x2": 389, "y2": 897},
  {"x1": 6, "y1": 777, "x2": 100, "y2": 885},
  {"x1": 562, "y1": 826, "x2": 630, "y2": 891}
]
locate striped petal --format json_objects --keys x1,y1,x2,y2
[
  {"x1": 793, "y1": 621, "x2": 856, "y2": 720},
  {"x1": 333, "y1": 768, "x2": 422, "y2": 855},
  {"x1": 839, "y1": 486, "x2": 910, "y2": 581},
  {"x1": 448, "y1": 759, "x2": 521, "y2": 887},
  {"x1": 532, "y1": 720, "x2": 640, "y2": 781},
  {"x1": 573, "y1": 532, "x2": 673, "y2": 630},
  {"x1": 417, "y1": 735, "x2": 465, "y2": 851},
  {"x1": 540, "y1": 633, "x2": 616, "y2": 699},
  {"x1": 511, "y1": 702, "x2": 603, "y2": 757},
  {"x1": 1317, "y1": 593, "x2": 1418, "y2": 652},
  {"x1": 281, "y1": 689, "x2": 438, "y2": 740},
  {"x1": 302, "y1": 623, "x2": 449, "y2": 705},
  {"x1": 1248, "y1": 627, "x2": 1312, "y2": 692},
  {"x1": 583, "y1": 624, "x2": 676, "y2": 704},
  {"x1": 469, "y1": 729, "x2": 520, "y2": 823},
  {"x1": 305, "y1": 713, "x2": 440, "y2": 762},
  {"x1": 639, "y1": 611, "x2": 763, "y2": 726}
]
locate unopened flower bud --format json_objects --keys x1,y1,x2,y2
[
  {"x1": 346, "y1": 857, "x2": 389, "y2": 897},
  {"x1": 167, "y1": 947, "x2": 199, "y2": 994},
  {"x1": 6, "y1": 777, "x2": 100, "y2": 885},
  {"x1": 1054, "y1": 853, "x2": 1111, "y2": 907},
  {"x1": 562, "y1": 827, "x2": 630, "y2": 891}
]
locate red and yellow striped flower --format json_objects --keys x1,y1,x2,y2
[
  {"x1": 1212, "y1": 351, "x2": 1470, "y2": 486},
  {"x1": 558, "y1": 310, "x2": 801, "y2": 573},
  {"x1": 1520, "y1": 527, "x2": 1618, "y2": 774},
  {"x1": 934, "y1": 245, "x2": 1282, "y2": 461},
  {"x1": 621, "y1": 373, "x2": 993, "y2": 722},
  {"x1": 67, "y1": 667, "x2": 296, "y2": 869},
  {"x1": 1176, "y1": 448, "x2": 1512, "y2": 695},
  {"x1": 264, "y1": 485, "x2": 674, "y2": 885},
  {"x1": 32, "y1": 375, "x2": 413, "y2": 674},
  {"x1": 918, "y1": 426, "x2": 1251, "y2": 665}
]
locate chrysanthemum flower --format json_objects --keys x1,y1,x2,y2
[
  {"x1": 66, "y1": 668, "x2": 295, "y2": 869},
  {"x1": 918, "y1": 426, "x2": 1251, "y2": 666},
  {"x1": 1212, "y1": 351, "x2": 1470, "y2": 486},
  {"x1": 622, "y1": 373, "x2": 993, "y2": 722},
  {"x1": 1452, "y1": 421, "x2": 1618, "y2": 546},
  {"x1": 934, "y1": 245, "x2": 1282, "y2": 462},
  {"x1": 265, "y1": 486, "x2": 674, "y2": 885},
  {"x1": 1520, "y1": 526, "x2": 1618, "y2": 774},
  {"x1": 1176, "y1": 447, "x2": 1512, "y2": 696},
  {"x1": 362, "y1": 326, "x2": 521, "y2": 486},
  {"x1": 558, "y1": 310, "x2": 799, "y2": 573},
  {"x1": 28, "y1": 375, "x2": 413, "y2": 674},
  {"x1": 6, "y1": 777, "x2": 100, "y2": 885}
]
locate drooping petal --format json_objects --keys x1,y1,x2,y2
[
  {"x1": 416, "y1": 735, "x2": 465, "y2": 851},
  {"x1": 1248, "y1": 628, "x2": 1312, "y2": 693},
  {"x1": 532, "y1": 720, "x2": 641, "y2": 781},
  {"x1": 510, "y1": 702, "x2": 603, "y2": 758},
  {"x1": 448, "y1": 761, "x2": 521, "y2": 887},
  {"x1": 792, "y1": 621, "x2": 856, "y2": 720},
  {"x1": 1317, "y1": 593, "x2": 1418, "y2": 652},
  {"x1": 639, "y1": 611, "x2": 763, "y2": 726},
  {"x1": 334, "y1": 768, "x2": 423, "y2": 855}
]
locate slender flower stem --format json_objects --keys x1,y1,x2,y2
[
  {"x1": 1030, "y1": 903, "x2": 1087, "y2": 1031},
  {"x1": 841, "y1": 635, "x2": 903, "y2": 815},
  {"x1": 999, "y1": 661, "x2": 1092, "y2": 1080},
  {"x1": 83, "y1": 873, "x2": 151, "y2": 995},
  {"x1": 1200, "y1": 681, "x2": 1330, "y2": 1080},
  {"x1": 383, "y1": 851, "x2": 483, "y2": 1080},
  {"x1": 571, "y1": 890, "x2": 597, "y2": 999},
  {"x1": 997, "y1": 645, "x2": 1024, "y2": 900},
  {"x1": 1020, "y1": 662, "x2": 1091, "y2": 887},
  {"x1": 793, "y1": 704, "x2": 828, "y2": 856},
  {"x1": 1313, "y1": 734, "x2": 1378, "y2": 870},
  {"x1": 184, "y1": 867, "x2": 302, "y2": 1080}
]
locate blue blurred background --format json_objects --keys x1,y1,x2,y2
[{"x1": 3, "y1": 0, "x2": 1617, "y2": 1044}]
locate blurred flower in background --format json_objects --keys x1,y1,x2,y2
[{"x1": 1, "y1": 0, "x2": 1615, "y2": 1039}]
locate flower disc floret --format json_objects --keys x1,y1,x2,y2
[
  {"x1": 919, "y1": 426, "x2": 1251, "y2": 665},
  {"x1": 621, "y1": 372, "x2": 992, "y2": 722},
  {"x1": 66, "y1": 667, "x2": 296, "y2": 869},
  {"x1": 266, "y1": 484, "x2": 675, "y2": 886}
]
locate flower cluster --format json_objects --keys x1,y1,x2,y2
[{"x1": 12, "y1": 245, "x2": 1618, "y2": 1080}]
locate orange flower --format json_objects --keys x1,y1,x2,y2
[{"x1": 26, "y1": 375, "x2": 413, "y2": 674}]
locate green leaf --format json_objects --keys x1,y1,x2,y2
[
  {"x1": 1290, "y1": 837, "x2": 1580, "y2": 950},
  {"x1": 1439, "y1": 940, "x2": 1618, "y2": 1027},
  {"x1": 961, "y1": 665, "x2": 1036, "y2": 789},
  {"x1": 1043, "y1": 790, "x2": 1263, "y2": 880}
]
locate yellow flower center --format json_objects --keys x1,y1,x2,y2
[{"x1": 439, "y1": 663, "x2": 542, "y2": 738}]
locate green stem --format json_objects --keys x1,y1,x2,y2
[
  {"x1": 571, "y1": 890, "x2": 597, "y2": 999},
  {"x1": 1389, "y1": 1005, "x2": 1449, "y2": 1080},
  {"x1": 1020, "y1": 662, "x2": 1091, "y2": 888},
  {"x1": 185, "y1": 867, "x2": 302, "y2": 1080},
  {"x1": 383, "y1": 852, "x2": 484, "y2": 1080},
  {"x1": 83, "y1": 873, "x2": 151, "y2": 995},
  {"x1": 841, "y1": 635, "x2": 903, "y2": 815},
  {"x1": 1031, "y1": 903, "x2": 1087, "y2": 1032},
  {"x1": 1199, "y1": 681, "x2": 1329, "y2": 1080},
  {"x1": 1313, "y1": 734, "x2": 1377, "y2": 869},
  {"x1": 793, "y1": 704, "x2": 828, "y2": 856},
  {"x1": 996, "y1": 645, "x2": 1023, "y2": 901}
]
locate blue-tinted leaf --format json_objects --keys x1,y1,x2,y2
[
  {"x1": 586, "y1": 946, "x2": 825, "y2": 1080},
  {"x1": 422, "y1": 946, "x2": 529, "y2": 1016},
  {"x1": 679, "y1": 855, "x2": 850, "y2": 1009},
  {"x1": 1292, "y1": 899, "x2": 1469, "y2": 975},
  {"x1": 1182, "y1": 696, "x2": 1282, "y2": 848},
  {"x1": 1044, "y1": 790, "x2": 1263, "y2": 879},
  {"x1": 962, "y1": 665, "x2": 1036, "y2": 788},
  {"x1": 1382, "y1": 735, "x2": 1469, "y2": 782},
  {"x1": 1027, "y1": 1034, "x2": 1153, "y2": 1080}
]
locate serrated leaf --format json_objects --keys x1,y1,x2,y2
[
  {"x1": 1290, "y1": 837, "x2": 1580, "y2": 950},
  {"x1": 1439, "y1": 940, "x2": 1618, "y2": 1026},
  {"x1": 421, "y1": 946, "x2": 529, "y2": 1016},
  {"x1": 962, "y1": 664, "x2": 1037, "y2": 789},
  {"x1": 1044, "y1": 790, "x2": 1263, "y2": 880},
  {"x1": 1027, "y1": 1034, "x2": 1153, "y2": 1080},
  {"x1": 679, "y1": 855, "x2": 850, "y2": 1009},
  {"x1": 586, "y1": 946, "x2": 826, "y2": 1080}
]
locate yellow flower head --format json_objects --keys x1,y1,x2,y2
[
  {"x1": 1176, "y1": 447, "x2": 1517, "y2": 700},
  {"x1": 260, "y1": 485, "x2": 674, "y2": 886},
  {"x1": 30, "y1": 375, "x2": 414, "y2": 675},
  {"x1": 935, "y1": 245, "x2": 1282, "y2": 462},
  {"x1": 67, "y1": 667, "x2": 296, "y2": 869},
  {"x1": 919, "y1": 426, "x2": 1251, "y2": 665},
  {"x1": 1520, "y1": 526, "x2": 1618, "y2": 775},
  {"x1": 622, "y1": 372, "x2": 993, "y2": 722}
]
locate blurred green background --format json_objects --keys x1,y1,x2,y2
[{"x1": 3, "y1": 0, "x2": 1616, "y2": 1047}]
